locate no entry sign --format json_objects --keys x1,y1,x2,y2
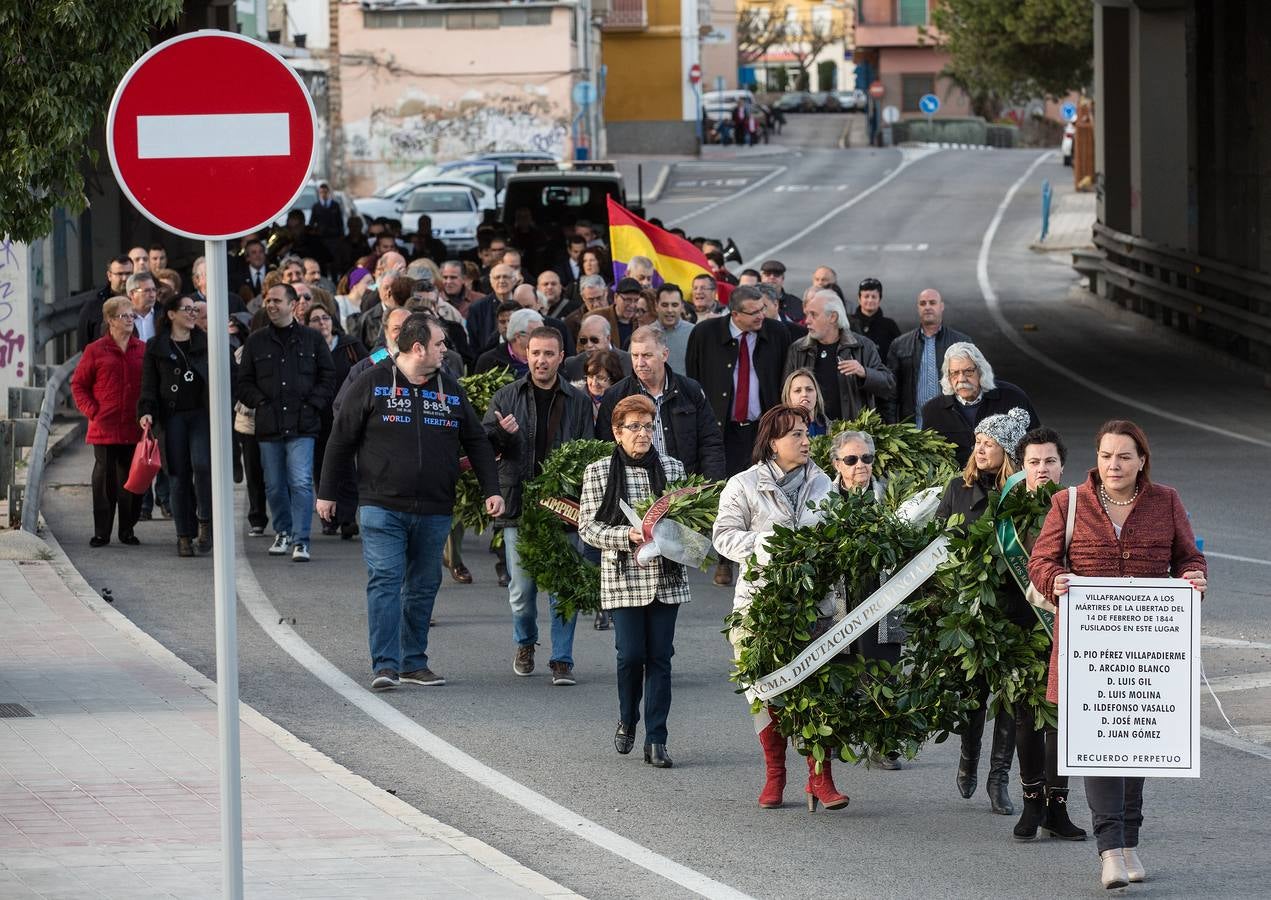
[{"x1": 107, "y1": 31, "x2": 317, "y2": 241}]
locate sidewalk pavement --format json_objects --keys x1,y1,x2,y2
[
  {"x1": 1031, "y1": 183, "x2": 1095, "y2": 252},
  {"x1": 0, "y1": 532, "x2": 583, "y2": 900}
]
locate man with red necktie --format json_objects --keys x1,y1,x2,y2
[{"x1": 685, "y1": 284, "x2": 793, "y2": 585}]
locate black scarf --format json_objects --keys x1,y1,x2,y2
[{"x1": 594, "y1": 446, "x2": 682, "y2": 583}]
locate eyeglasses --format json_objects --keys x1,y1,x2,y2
[
  {"x1": 309, "y1": 314, "x2": 332, "y2": 323},
  {"x1": 836, "y1": 453, "x2": 874, "y2": 466},
  {"x1": 947, "y1": 367, "x2": 978, "y2": 379},
  {"x1": 619, "y1": 422, "x2": 656, "y2": 433},
  {"x1": 112, "y1": 313, "x2": 137, "y2": 321},
  {"x1": 577, "y1": 336, "x2": 605, "y2": 345},
  {"x1": 735, "y1": 306, "x2": 765, "y2": 318},
  {"x1": 177, "y1": 306, "x2": 197, "y2": 314}
]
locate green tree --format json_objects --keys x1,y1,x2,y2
[
  {"x1": 0, "y1": 1, "x2": 183, "y2": 242},
  {"x1": 928, "y1": 0, "x2": 1092, "y2": 104}
]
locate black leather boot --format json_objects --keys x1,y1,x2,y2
[
  {"x1": 1012, "y1": 779, "x2": 1047, "y2": 840},
  {"x1": 1041, "y1": 787, "x2": 1088, "y2": 840},
  {"x1": 986, "y1": 715, "x2": 1016, "y2": 815},
  {"x1": 957, "y1": 706, "x2": 987, "y2": 799}
]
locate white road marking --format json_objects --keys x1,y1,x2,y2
[
  {"x1": 669, "y1": 165, "x2": 788, "y2": 226},
  {"x1": 136, "y1": 113, "x2": 290, "y2": 158},
  {"x1": 747, "y1": 148, "x2": 939, "y2": 262},
  {"x1": 1202, "y1": 671, "x2": 1271, "y2": 694},
  {"x1": 773, "y1": 183, "x2": 851, "y2": 192},
  {"x1": 1202, "y1": 635, "x2": 1271, "y2": 651},
  {"x1": 833, "y1": 243, "x2": 929, "y2": 253},
  {"x1": 232, "y1": 516, "x2": 754, "y2": 900},
  {"x1": 1199, "y1": 726, "x2": 1271, "y2": 762},
  {"x1": 1206, "y1": 551, "x2": 1271, "y2": 567},
  {"x1": 977, "y1": 152, "x2": 1271, "y2": 450}
]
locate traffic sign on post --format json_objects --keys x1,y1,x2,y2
[
  {"x1": 107, "y1": 31, "x2": 317, "y2": 900},
  {"x1": 918, "y1": 93, "x2": 940, "y2": 116},
  {"x1": 573, "y1": 81, "x2": 597, "y2": 107},
  {"x1": 1062, "y1": 101, "x2": 1077, "y2": 121},
  {"x1": 108, "y1": 30, "x2": 317, "y2": 241},
  {"x1": 868, "y1": 80, "x2": 885, "y2": 99},
  {"x1": 688, "y1": 63, "x2": 702, "y2": 85}
]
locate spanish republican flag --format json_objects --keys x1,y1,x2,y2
[{"x1": 606, "y1": 197, "x2": 731, "y2": 300}]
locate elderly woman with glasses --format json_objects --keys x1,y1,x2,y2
[
  {"x1": 714, "y1": 405, "x2": 849, "y2": 811},
  {"x1": 828, "y1": 428, "x2": 910, "y2": 769},
  {"x1": 579, "y1": 395, "x2": 689, "y2": 769},
  {"x1": 137, "y1": 293, "x2": 211, "y2": 557},
  {"x1": 72, "y1": 297, "x2": 148, "y2": 548},
  {"x1": 307, "y1": 304, "x2": 368, "y2": 536}
]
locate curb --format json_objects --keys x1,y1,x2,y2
[
  {"x1": 35, "y1": 523, "x2": 585, "y2": 900},
  {"x1": 647, "y1": 163, "x2": 672, "y2": 203}
]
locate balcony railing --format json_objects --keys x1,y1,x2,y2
[{"x1": 603, "y1": 0, "x2": 646, "y2": 30}]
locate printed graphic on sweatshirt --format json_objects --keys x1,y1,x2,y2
[{"x1": 374, "y1": 384, "x2": 461, "y2": 428}]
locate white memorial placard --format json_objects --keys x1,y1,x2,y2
[{"x1": 1058, "y1": 576, "x2": 1200, "y2": 778}]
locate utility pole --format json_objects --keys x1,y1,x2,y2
[{"x1": 327, "y1": 0, "x2": 344, "y2": 188}]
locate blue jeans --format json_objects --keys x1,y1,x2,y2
[
  {"x1": 504, "y1": 525, "x2": 578, "y2": 666},
  {"x1": 611, "y1": 601, "x2": 680, "y2": 745},
  {"x1": 258, "y1": 437, "x2": 315, "y2": 543},
  {"x1": 161, "y1": 410, "x2": 211, "y2": 539},
  {"x1": 360, "y1": 506, "x2": 450, "y2": 674}
]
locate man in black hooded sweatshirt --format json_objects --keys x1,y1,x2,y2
[{"x1": 317, "y1": 312, "x2": 502, "y2": 692}]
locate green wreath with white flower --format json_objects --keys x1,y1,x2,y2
[{"x1": 728, "y1": 411, "x2": 1050, "y2": 765}]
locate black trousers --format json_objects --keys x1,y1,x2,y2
[
  {"x1": 161, "y1": 411, "x2": 212, "y2": 540},
  {"x1": 238, "y1": 433, "x2": 269, "y2": 529},
  {"x1": 611, "y1": 600, "x2": 680, "y2": 745},
  {"x1": 1014, "y1": 705, "x2": 1069, "y2": 790},
  {"x1": 1085, "y1": 776, "x2": 1145, "y2": 853},
  {"x1": 723, "y1": 420, "x2": 758, "y2": 476},
  {"x1": 91, "y1": 444, "x2": 141, "y2": 539}
]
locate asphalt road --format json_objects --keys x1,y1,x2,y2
[{"x1": 43, "y1": 118, "x2": 1271, "y2": 899}]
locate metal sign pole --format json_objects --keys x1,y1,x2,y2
[{"x1": 204, "y1": 240, "x2": 244, "y2": 900}]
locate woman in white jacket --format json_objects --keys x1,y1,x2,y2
[{"x1": 713, "y1": 404, "x2": 849, "y2": 812}]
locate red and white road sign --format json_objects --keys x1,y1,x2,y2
[
  {"x1": 107, "y1": 31, "x2": 317, "y2": 241},
  {"x1": 868, "y1": 80, "x2": 885, "y2": 99},
  {"x1": 688, "y1": 63, "x2": 702, "y2": 85}
]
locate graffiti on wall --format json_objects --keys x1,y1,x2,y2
[
  {"x1": 0, "y1": 238, "x2": 28, "y2": 385},
  {"x1": 345, "y1": 87, "x2": 568, "y2": 191}
]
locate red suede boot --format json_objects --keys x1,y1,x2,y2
[
  {"x1": 757, "y1": 716, "x2": 787, "y2": 809},
  {"x1": 805, "y1": 755, "x2": 849, "y2": 811}
]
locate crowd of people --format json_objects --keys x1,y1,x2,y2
[{"x1": 69, "y1": 204, "x2": 1207, "y2": 891}]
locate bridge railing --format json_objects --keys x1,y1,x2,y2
[{"x1": 1084, "y1": 223, "x2": 1271, "y2": 375}]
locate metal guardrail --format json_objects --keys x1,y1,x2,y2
[
  {"x1": 18, "y1": 354, "x2": 82, "y2": 533},
  {"x1": 1088, "y1": 223, "x2": 1271, "y2": 370}
]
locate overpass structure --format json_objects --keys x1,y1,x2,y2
[{"x1": 1087, "y1": 0, "x2": 1271, "y2": 374}]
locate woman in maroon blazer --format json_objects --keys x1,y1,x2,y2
[
  {"x1": 71, "y1": 296, "x2": 147, "y2": 547},
  {"x1": 1028, "y1": 420, "x2": 1206, "y2": 890}
]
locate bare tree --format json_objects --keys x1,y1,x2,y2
[
  {"x1": 737, "y1": 5, "x2": 789, "y2": 66},
  {"x1": 784, "y1": 9, "x2": 843, "y2": 89}
]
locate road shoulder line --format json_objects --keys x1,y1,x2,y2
[
  {"x1": 976, "y1": 151, "x2": 1271, "y2": 450},
  {"x1": 35, "y1": 525, "x2": 585, "y2": 900},
  {"x1": 232, "y1": 499, "x2": 756, "y2": 900}
]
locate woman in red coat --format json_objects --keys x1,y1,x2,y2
[
  {"x1": 1028, "y1": 420, "x2": 1206, "y2": 890},
  {"x1": 71, "y1": 296, "x2": 147, "y2": 547}
]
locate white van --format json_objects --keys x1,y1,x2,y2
[{"x1": 701, "y1": 89, "x2": 756, "y2": 120}]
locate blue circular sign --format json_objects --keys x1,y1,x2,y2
[
  {"x1": 1061, "y1": 101, "x2": 1077, "y2": 121},
  {"x1": 573, "y1": 81, "x2": 597, "y2": 107},
  {"x1": 918, "y1": 93, "x2": 940, "y2": 115}
]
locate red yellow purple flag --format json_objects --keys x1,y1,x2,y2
[{"x1": 606, "y1": 197, "x2": 731, "y2": 300}]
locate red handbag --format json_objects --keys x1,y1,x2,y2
[{"x1": 124, "y1": 425, "x2": 162, "y2": 494}]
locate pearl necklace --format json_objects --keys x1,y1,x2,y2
[{"x1": 1099, "y1": 484, "x2": 1139, "y2": 507}]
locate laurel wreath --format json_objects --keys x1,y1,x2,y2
[
  {"x1": 453, "y1": 367, "x2": 515, "y2": 533},
  {"x1": 909, "y1": 480, "x2": 1061, "y2": 728},
  {"x1": 728, "y1": 487, "x2": 975, "y2": 766},
  {"x1": 517, "y1": 440, "x2": 613, "y2": 622}
]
